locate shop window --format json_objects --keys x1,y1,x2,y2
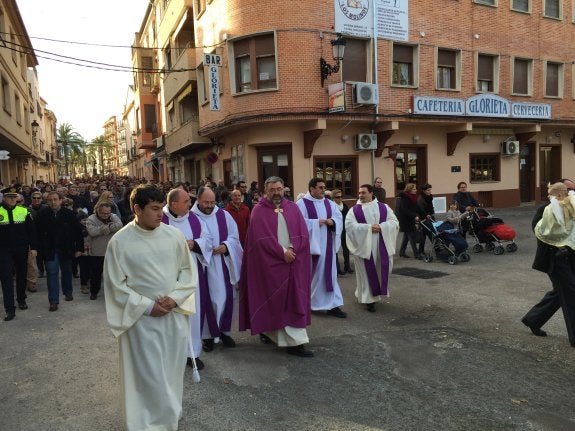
[
  {"x1": 314, "y1": 157, "x2": 357, "y2": 197},
  {"x1": 232, "y1": 33, "x2": 276, "y2": 93},
  {"x1": 470, "y1": 154, "x2": 500, "y2": 182}
]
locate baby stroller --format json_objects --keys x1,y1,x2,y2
[
  {"x1": 419, "y1": 219, "x2": 470, "y2": 265},
  {"x1": 466, "y1": 208, "x2": 518, "y2": 255}
]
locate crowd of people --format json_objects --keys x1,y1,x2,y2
[{"x1": 2, "y1": 174, "x2": 575, "y2": 431}]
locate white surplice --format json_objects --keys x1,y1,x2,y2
[
  {"x1": 296, "y1": 193, "x2": 344, "y2": 310},
  {"x1": 191, "y1": 204, "x2": 243, "y2": 339},
  {"x1": 345, "y1": 199, "x2": 399, "y2": 304},
  {"x1": 162, "y1": 206, "x2": 213, "y2": 361},
  {"x1": 104, "y1": 221, "x2": 197, "y2": 431}
]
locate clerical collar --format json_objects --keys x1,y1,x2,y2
[{"x1": 168, "y1": 208, "x2": 179, "y2": 218}]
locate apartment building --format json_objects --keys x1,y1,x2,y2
[
  {"x1": 0, "y1": 0, "x2": 39, "y2": 185},
  {"x1": 177, "y1": 0, "x2": 575, "y2": 208}
]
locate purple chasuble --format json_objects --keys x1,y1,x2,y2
[
  {"x1": 302, "y1": 198, "x2": 334, "y2": 292},
  {"x1": 352, "y1": 202, "x2": 390, "y2": 297}
]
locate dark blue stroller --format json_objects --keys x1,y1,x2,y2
[{"x1": 420, "y1": 219, "x2": 470, "y2": 265}]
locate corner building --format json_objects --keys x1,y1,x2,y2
[{"x1": 189, "y1": 0, "x2": 575, "y2": 207}]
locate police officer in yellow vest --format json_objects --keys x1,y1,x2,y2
[{"x1": 0, "y1": 186, "x2": 37, "y2": 321}]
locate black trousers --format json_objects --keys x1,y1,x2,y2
[
  {"x1": 336, "y1": 233, "x2": 352, "y2": 272},
  {"x1": 522, "y1": 255, "x2": 575, "y2": 345},
  {"x1": 77, "y1": 255, "x2": 90, "y2": 285},
  {"x1": 0, "y1": 246, "x2": 28, "y2": 312},
  {"x1": 89, "y1": 255, "x2": 105, "y2": 294},
  {"x1": 399, "y1": 231, "x2": 419, "y2": 257}
]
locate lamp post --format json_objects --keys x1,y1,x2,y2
[{"x1": 320, "y1": 33, "x2": 346, "y2": 87}]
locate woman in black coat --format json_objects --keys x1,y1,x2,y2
[
  {"x1": 395, "y1": 183, "x2": 424, "y2": 258},
  {"x1": 332, "y1": 189, "x2": 353, "y2": 274}
]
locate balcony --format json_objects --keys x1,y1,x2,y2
[{"x1": 166, "y1": 119, "x2": 210, "y2": 155}]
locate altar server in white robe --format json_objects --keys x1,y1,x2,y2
[
  {"x1": 104, "y1": 185, "x2": 197, "y2": 431},
  {"x1": 191, "y1": 186, "x2": 243, "y2": 352},
  {"x1": 345, "y1": 184, "x2": 399, "y2": 313},
  {"x1": 296, "y1": 178, "x2": 346, "y2": 318},
  {"x1": 162, "y1": 188, "x2": 213, "y2": 371}
]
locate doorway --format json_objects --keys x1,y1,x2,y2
[
  {"x1": 257, "y1": 144, "x2": 293, "y2": 190},
  {"x1": 394, "y1": 147, "x2": 427, "y2": 193},
  {"x1": 519, "y1": 142, "x2": 535, "y2": 202},
  {"x1": 538, "y1": 145, "x2": 561, "y2": 201}
]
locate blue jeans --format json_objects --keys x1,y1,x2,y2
[{"x1": 45, "y1": 253, "x2": 73, "y2": 304}]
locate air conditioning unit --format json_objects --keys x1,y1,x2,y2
[
  {"x1": 502, "y1": 140, "x2": 519, "y2": 155},
  {"x1": 353, "y1": 83, "x2": 378, "y2": 105},
  {"x1": 355, "y1": 134, "x2": 378, "y2": 151}
]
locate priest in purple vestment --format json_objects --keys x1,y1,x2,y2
[{"x1": 239, "y1": 176, "x2": 314, "y2": 357}]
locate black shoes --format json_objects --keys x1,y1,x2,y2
[
  {"x1": 18, "y1": 301, "x2": 28, "y2": 310},
  {"x1": 521, "y1": 318, "x2": 547, "y2": 337},
  {"x1": 202, "y1": 338, "x2": 214, "y2": 352},
  {"x1": 345, "y1": 267, "x2": 354, "y2": 274},
  {"x1": 327, "y1": 307, "x2": 347, "y2": 318},
  {"x1": 49, "y1": 304, "x2": 58, "y2": 312},
  {"x1": 65, "y1": 295, "x2": 74, "y2": 301},
  {"x1": 399, "y1": 254, "x2": 410, "y2": 258},
  {"x1": 90, "y1": 293, "x2": 97, "y2": 300},
  {"x1": 72, "y1": 273, "x2": 79, "y2": 279},
  {"x1": 187, "y1": 357, "x2": 205, "y2": 370},
  {"x1": 286, "y1": 344, "x2": 314, "y2": 357},
  {"x1": 366, "y1": 303, "x2": 376, "y2": 312},
  {"x1": 337, "y1": 270, "x2": 346, "y2": 276},
  {"x1": 259, "y1": 333, "x2": 273, "y2": 344},
  {"x1": 4, "y1": 312, "x2": 16, "y2": 321},
  {"x1": 220, "y1": 334, "x2": 236, "y2": 348}
]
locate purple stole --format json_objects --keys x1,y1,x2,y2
[
  {"x1": 161, "y1": 211, "x2": 209, "y2": 321},
  {"x1": 303, "y1": 198, "x2": 334, "y2": 292},
  {"x1": 352, "y1": 202, "x2": 390, "y2": 297}
]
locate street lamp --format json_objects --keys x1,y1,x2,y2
[{"x1": 320, "y1": 33, "x2": 346, "y2": 87}]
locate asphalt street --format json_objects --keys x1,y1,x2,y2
[{"x1": 1, "y1": 203, "x2": 574, "y2": 431}]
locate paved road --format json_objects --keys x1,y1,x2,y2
[{"x1": 1, "y1": 204, "x2": 574, "y2": 431}]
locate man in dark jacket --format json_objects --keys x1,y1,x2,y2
[
  {"x1": 35, "y1": 191, "x2": 84, "y2": 311},
  {"x1": 521, "y1": 178, "x2": 575, "y2": 346},
  {"x1": 0, "y1": 187, "x2": 37, "y2": 321}
]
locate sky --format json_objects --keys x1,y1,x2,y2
[{"x1": 16, "y1": 0, "x2": 148, "y2": 141}]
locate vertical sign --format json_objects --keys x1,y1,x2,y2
[{"x1": 204, "y1": 54, "x2": 221, "y2": 112}]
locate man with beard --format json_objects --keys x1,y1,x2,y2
[
  {"x1": 191, "y1": 187, "x2": 243, "y2": 352},
  {"x1": 345, "y1": 184, "x2": 399, "y2": 312},
  {"x1": 239, "y1": 176, "x2": 313, "y2": 357},
  {"x1": 296, "y1": 178, "x2": 346, "y2": 318},
  {"x1": 162, "y1": 188, "x2": 213, "y2": 370}
]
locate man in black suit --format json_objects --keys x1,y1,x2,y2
[
  {"x1": 521, "y1": 178, "x2": 575, "y2": 346},
  {"x1": 35, "y1": 191, "x2": 84, "y2": 311}
]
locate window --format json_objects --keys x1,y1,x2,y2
[
  {"x1": 194, "y1": 0, "x2": 206, "y2": 18},
  {"x1": 392, "y1": 44, "x2": 417, "y2": 87},
  {"x1": 163, "y1": 46, "x2": 172, "y2": 70},
  {"x1": 144, "y1": 104, "x2": 157, "y2": 136},
  {"x1": 314, "y1": 157, "x2": 357, "y2": 197},
  {"x1": 511, "y1": 0, "x2": 530, "y2": 12},
  {"x1": 470, "y1": 154, "x2": 500, "y2": 182},
  {"x1": 342, "y1": 38, "x2": 368, "y2": 82},
  {"x1": 512, "y1": 58, "x2": 531, "y2": 95},
  {"x1": 233, "y1": 33, "x2": 277, "y2": 93},
  {"x1": 10, "y1": 30, "x2": 17, "y2": 65},
  {"x1": 14, "y1": 93, "x2": 21, "y2": 125},
  {"x1": 544, "y1": 0, "x2": 560, "y2": 19},
  {"x1": 1, "y1": 77, "x2": 10, "y2": 113},
  {"x1": 545, "y1": 61, "x2": 563, "y2": 97},
  {"x1": 437, "y1": 49, "x2": 458, "y2": 90},
  {"x1": 474, "y1": 0, "x2": 496, "y2": 5},
  {"x1": 197, "y1": 63, "x2": 208, "y2": 102},
  {"x1": 167, "y1": 106, "x2": 175, "y2": 131},
  {"x1": 179, "y1": 91, "x2": 198, "y2": 124},
  {"x1": 477, "y1": 54, "x2": 498, "y2": 92},
  {"x1": 141, "y1": 56, "x2": 154, "y2": 87}
]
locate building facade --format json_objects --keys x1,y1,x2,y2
[{"x1": 174, "y1": 0, "x2": 575, "y2": 208}]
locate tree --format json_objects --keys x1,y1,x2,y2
[
  {"x1": 56, "y1": 123, "x2": 84, "y2": 178},
  {"x1": 88, "y1": 135, "x2": 115, "y2": 175}
]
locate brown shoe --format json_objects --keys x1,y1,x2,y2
[{"x1": 27, "y1": 284, "x2": 37, "y2": 292}]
